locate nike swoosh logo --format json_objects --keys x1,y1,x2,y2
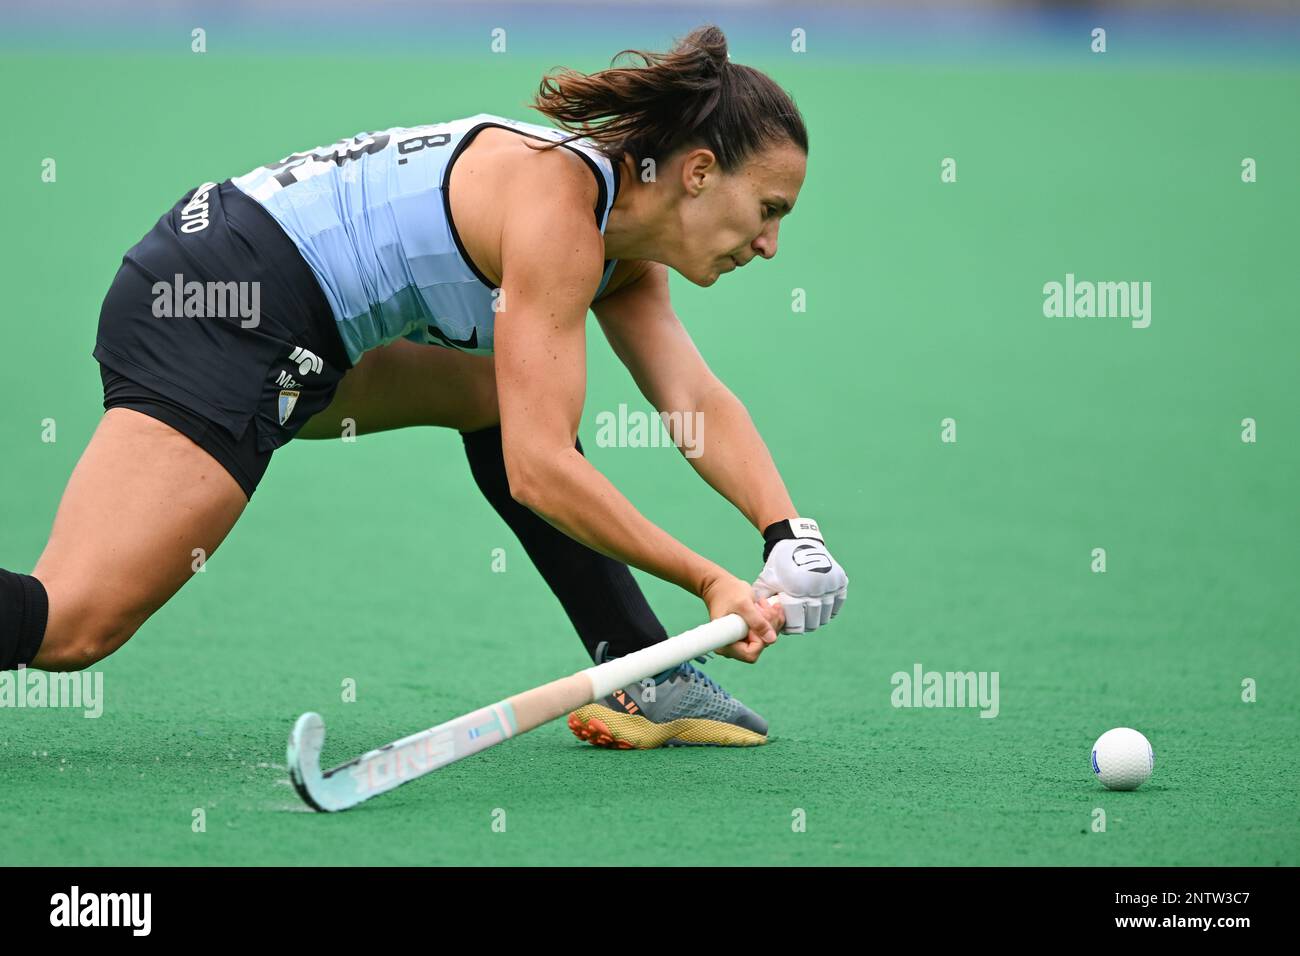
[{"x1": 427, "y1": 325, "x2": 478, "y2": 350}]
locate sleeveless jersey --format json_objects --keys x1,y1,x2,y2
[{"x1": 230, "y1": 113, "x2": 621, "y2": 365}]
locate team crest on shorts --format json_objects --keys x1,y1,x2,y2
[{"x1": 278, "y1": 389, "x2": 301, "y2": 425}]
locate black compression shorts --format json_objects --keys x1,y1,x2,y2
[{"x1": 93, "y1": 180, "x2": 353, "y2": 498}]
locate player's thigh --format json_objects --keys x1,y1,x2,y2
[
  {"x1": 297, "y1": 339, "x2": 499, "y2": 439},
  {"x1": 31, "y1": 408, "x2": 248, "y2": 670}
]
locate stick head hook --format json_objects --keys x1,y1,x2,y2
[{"x1": 287, "y1": 712, "x2": 329, "y2": 812}]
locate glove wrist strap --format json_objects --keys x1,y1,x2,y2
[{"x1": 762, "y1": 516, "x2": 823, "y2": 561}]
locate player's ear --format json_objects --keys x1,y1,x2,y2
[{"x1": 681, "y1": 147, "x2": 719, "y2": 195}]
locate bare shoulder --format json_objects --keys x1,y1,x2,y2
[
  {"x1": 504, "y1": 133, "x2": 601, "y2": 212},
  {"x1": 450, "y1": 128, "x2": 604, "y2": 287},
  {"x1": 500, "y1": 151, "x2": 606, "y2": 291}
]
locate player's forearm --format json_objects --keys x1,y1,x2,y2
[
  {"x1": 508, "y1": 446, "x2": 724, "y2": 597},
  {"x1": 677, "y1": 381, "x2": 796, "y2": 532}
]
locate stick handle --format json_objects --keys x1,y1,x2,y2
[
  {"x1": 507, "y1": 609, "x2": 752, "y2": 733},
  {"x1": 581, "y1": 610, "x2": 749, "y2": 697}
]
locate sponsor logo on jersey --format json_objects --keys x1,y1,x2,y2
[
  {"x1": 278, "y1": 389, "x2": 300, "y2": 425},
  {"x1": 425, "y1": 325, "x2": 478, "y2": 351},
  {"x1": 289, "y1": 346, "x2": 323, "y2": 376},
  {"x1": 275, "y1": 370, "x2": 301, "y2": 389},
  {"x1": 179, "y1": 181, "x2": 218, "y2": 234}
]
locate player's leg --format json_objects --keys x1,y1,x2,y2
[
  {"x1": 295, "y1": 338, "x2": 499, "y2": 438},
  {"x1": 460, "y1": 425, "x2": 670, "y2": 660},
  {"x1": 6, "y1": 175, "x2": 338, "y2": 673},
  {"x1": 297, "y1": 339, "x2": 672, "y2": 661},
  {"x1": 1, "y1": 408, "x2": 248, "y2": 672}
]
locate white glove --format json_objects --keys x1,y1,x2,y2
[{"x1": 752, "y1": 518, "x2": 848, "y2": 634}]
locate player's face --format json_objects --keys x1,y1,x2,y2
[{"x1": 675, "y1": 139, "x2": 806, "y2": 286}]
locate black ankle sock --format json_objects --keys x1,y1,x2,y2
[
  {"x1": 461, "y1": 425, "x2": 668, "y2": 661},
  {"x1": 0, "y1": 570, "x2": 49, "y2": 670}
]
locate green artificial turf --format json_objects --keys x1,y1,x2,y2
[{"x1": 1, "y1": 49, "x2": 1296, "y2": 865}]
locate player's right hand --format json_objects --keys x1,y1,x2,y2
[
  {"x1": 700, "y1": 572, "x2": 784, "y2": 663},
  {"x1": 753, "y1": 533, "x2": 849, "y2": 634}
]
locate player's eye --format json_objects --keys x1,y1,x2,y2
[{"x1": 762, "y1": 204, "x2": 776, "y2": 219}]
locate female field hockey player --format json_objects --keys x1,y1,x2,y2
[{"x1": 0, "y1": 26, "x2": 847, "y2": 749}]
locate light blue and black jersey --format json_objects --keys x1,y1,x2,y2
[{"x1": 231, "y1": 113, "x2": 622, "y2": 365}]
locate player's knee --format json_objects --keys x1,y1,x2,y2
[
  {"x1": 34, "y1": 586, "x2": 141, "y2": 671},
  {"x1": 44, "y1": 618, "x2": 137, "y2": 670}
]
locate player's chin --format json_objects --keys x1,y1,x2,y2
[{"x1": 684, "y1": 261, "x2": 727, "y2": 287}]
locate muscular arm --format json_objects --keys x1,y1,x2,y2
[
  {"x1": 494, "y1": 167, "x2": 727, "y2": 600},
  {"x1": 593, "y1": 260, "x2": 796, "y2": 533}
]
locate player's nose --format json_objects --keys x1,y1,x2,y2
[{"x1": 752, "y1": 222, "x2": 781, "y2": 260}]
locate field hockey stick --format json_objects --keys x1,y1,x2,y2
[{"x1": 287, "y1": 596, "x2": 783, "y2": 812}]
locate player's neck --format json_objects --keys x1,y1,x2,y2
[{"x1": 601, "y1": 154, "x2": 678, "y2": 266}]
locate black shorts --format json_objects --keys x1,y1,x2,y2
[{"x1": 94, "y1": 180, "x2": 353, "y2": 499}]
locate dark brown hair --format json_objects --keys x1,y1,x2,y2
[{"x1": 526, "y1": 25, "x2": 807, "y2": 173}]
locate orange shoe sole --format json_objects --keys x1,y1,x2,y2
[
  {"x1": 567, "y1": 711, "x2": 635, "y2": 749},
  {"x1": 567, "y1": 704, "x2": 766, "y2": 750}
]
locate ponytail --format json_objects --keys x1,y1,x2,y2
[{"x1": 527, "y1": 24, "x2": 807, "y2": 173}]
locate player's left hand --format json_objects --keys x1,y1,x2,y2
[{"x1": 753, "y1": 530, "x2": 848, "y2": 634}]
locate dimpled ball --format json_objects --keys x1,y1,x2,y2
[{"x1": 1091, "y1": 727, "x2": 1154, "y2": 791}]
